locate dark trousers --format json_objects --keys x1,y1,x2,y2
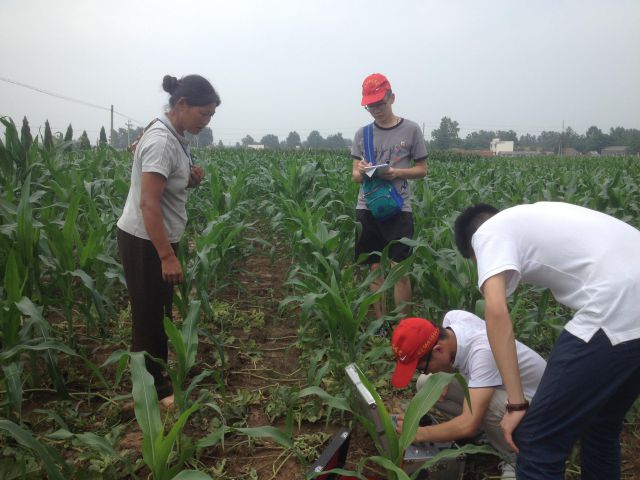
[
  {"x1": 514, "y1": 329, "x2": 640, "y2": 480},
  {"x1": 117, "y1": 228, "x2": 176, "y2": 400}
]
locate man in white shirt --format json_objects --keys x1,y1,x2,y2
[
  {"x1": 454, "y1": 201, "x2": 640, "y2": 480},
  {"x1": 391, "y1": 312, "x2": 546, "y2": 478}
]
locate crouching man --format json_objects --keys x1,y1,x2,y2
[{"x1": 391, "y1": 312, "x2": 546, "y2": 479}]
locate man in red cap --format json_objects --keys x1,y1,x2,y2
[
  {"x1": 351, "y1": 73, "x2": 428, "y2": 325},
  {"x1": 391, "y1": 311, "x2": 546, "y2": 479}
]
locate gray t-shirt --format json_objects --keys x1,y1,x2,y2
[
  {"x1": 117, "y1": 114, "x2": 192, "y2": 243},
  {"x1": 351, "y1": 118, "x2": 428, "y2": 212}
]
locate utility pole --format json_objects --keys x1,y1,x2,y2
[
  {"x1": 110, "y1": 105, "x2": 114, "y2": 146},
  {"x1": 126, "y1": 119, "x2": 134, "y2": 146}
]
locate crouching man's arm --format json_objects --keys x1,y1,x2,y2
[{"x1": 395, "y1": 387, "x2": 494, "y2": 443}]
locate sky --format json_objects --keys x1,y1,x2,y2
[{"x1": 1, "y1": 0, "x2": 639, "y2": 146}]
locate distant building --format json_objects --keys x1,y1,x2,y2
[
  {"x1": 490, "y1": 138, "x2": 514, "y2": 155},
  {"x1": 562, "y1": 147, "x2": 581, "y2": 157},
  {"x1": 247, "y1": 144, "x2": 265, "y2": 150},
  {"x1": 601, "y1": 146, "x2": 629, "y2": 156}
]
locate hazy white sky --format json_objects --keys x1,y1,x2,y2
[{"x1": 1, "y1": 0, "x2": 639, "y2": 145}]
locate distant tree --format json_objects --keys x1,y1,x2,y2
[
  {"x1": 304, "y1": 130, "x2": 324, "y2": 149},
  {"x1": 561, "y1": 126, "x2": 582, "y2": 151},
  {"x1": 463, "y1": 130, "x2": 496, "y2": 150},
  {"x1": 285, "y1": 131, "x2": 301, "y2": 149},
  {"x1": 324, "y1": 132, "x2": 349, "y2": 149},
  {"x1": 629, "y1": 130, "x2": 640, "y2": 154},
  {"x1": 260, "y1": 134, "x2": 279, "y2": 149},
  {"x1": 187, "y1": 127, "x2": 213, "y2": 147},
  {"x1": 235, "y1": 142, "x2": 241, "y2": 148},
  {"x1": 63, "y1": 124, "x2": 74, "y2": 152},
  {"x1": 518, "y1": 133, "x2": 538, "y2": 150},
  {"x1": 241, "y1": 135, "x2": 256, "y2": 147},
  {"x1": 79, "y1": 130, "x2": 91, "y2": 150},
  {"x1": 538, "y1": 131, "x2": 561, "y2": 153},
  {"x1": 200, "y1": 127, "x2": 213, "y2": 147},
  {"x1": 20, "y1": 116, "x2": 33, "y2": 149},
  {"x1": 43, "y1": 120, "x2": 54, "y2": 150},
  {"x1": 582, "y1": 126, "x2": 603, "y2": 153},
  {"x1": 431, "y1": 117, "x2": 460, "y2": 150},
  {"x1": 64, "y1": 124, "x2": 73, "y2": 142},
  {"x1": 99, "y1": 126, "x2": 108, "y2": 146},
  {"x1": 495, "y1": 130, "x2": 518, "y2": 142},
  {"x1": 217, "y1": 140, "x2": 224, "y2": 148}
]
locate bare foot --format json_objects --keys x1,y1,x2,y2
[{"x1": 159, "y1": 394, "x2": 175, "y2": 409}]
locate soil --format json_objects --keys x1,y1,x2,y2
[{"x1": 8, "y1": 236, "x2": 640, "y2": 480}]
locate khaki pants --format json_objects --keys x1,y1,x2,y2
[{"x1": 417, "y1": 374, "x2": 516, "y2": 461}]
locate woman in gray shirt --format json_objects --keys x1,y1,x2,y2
[{"x1": 117, "y1": 74, "x2": 220, "y2": 407}]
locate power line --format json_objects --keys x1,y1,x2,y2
[{"x1": 0, "y1": 75, "x2": 142, "y2": 125}]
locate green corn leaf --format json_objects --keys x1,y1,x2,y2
[
  {"x1": 47, "y1": 429, "x2": 119, "y2": 459},
  {"x1": 129, "y1": 351, "x2": 162, "y2": 471},
  {"x1": 367, "y1": 455, "x2": 411, "y2": 480},
  {"x1": 298, "y1": 386, "x2": 352, "y2": 412},
  {"x1": 397, "y1": 372, "x2": 467, "y2": 457},
  {"x1": 352, "y1": 364, "x2": 400, "y2": 461},
  {"x1": 3, "y1": 250, "x2": 24, "y2": 303},
  {"x1": 0, "y1": 341, "x2": 77, "y2": 362},
  {"x1": 409, "y1": 444, "x2": 499, "y2": 479},
  {"x1": 16, "y1": 297, "x2": 69, "y2": 397},
  {"x1": 196, "y1": 427, "x2": 225, "y2": 449},
  {"x1": 164, "y1": 318, "x2": 187, "y2": 377},
  {"x1": 0, "y1": 419, "x2": 67, "y2": 480},
  {"x1": 306, "y1": 467, "x2": 368, "y2": 480},
  {"x1": 156, "y1": 403, "x2": 201, "y2": 470},
  {"x1": 171, "y1": 471, "x2": 214, "y2": 480},
  {"x1": 232, "y1": 426, "x2": 293, "y2": 449},
  {"x1": 2, "y1": 363, "x2": 23, "y2": 415},
  {"x1": 182, "y1": 300, "x2": 201, "y2": 369}
]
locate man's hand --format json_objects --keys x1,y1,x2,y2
[
  {"x1": 161, "y1": 253, "x2": 183, "y2": 284},
  {"x1": 501, "y1": 410, "x2": 526, "y2": 453},
  {"x1": 377, "y1": 166, "x2": 398, "y2": 181},
  {"x1": 188, "y1": 165, "x2": 204, "y2": 188},
  {"x1": 357, "y1": 159, "x2": 369, "y2": 177},
  {"x1": 395, "y1": 414, "x2": 430, "y2": 442},
  {"x1": 394, "y1": 414, "x2": 404, "y2": 435}
]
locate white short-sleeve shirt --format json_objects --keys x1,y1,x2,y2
[
  {"x1": 445, "y1": 310, "x2": 546, "y2": 400},
  {"x1": 472, "y1": 202, "x2": 640, "y2": 345},
  {"x1": 117, "y1": 115, "x2": 192, "y2": 243}
]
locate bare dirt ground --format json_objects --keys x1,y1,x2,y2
[
  {"x1": 11, "y1": 239, "x2": 640, "y2": 480},
  {"x1": 197, "y1": 240, "x2": 640, "y2": 479}
]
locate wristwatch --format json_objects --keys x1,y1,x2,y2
[{"x1": 505, "y1": 400, "x2": 529, "y2": 412}]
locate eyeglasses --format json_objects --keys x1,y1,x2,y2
[
  {"x1": 418, "y1": 351, "x2": 432, "y2": 374},
  {"x1": 364, "y1": 99, "x2": 388, "y2": 112}
]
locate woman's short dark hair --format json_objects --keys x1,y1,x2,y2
[
  {"x1": 162, "y1": 74, "x2": 221, "y2": 108},
  {"x1": 454, "y1": 203, "x2": 499, "y2": 258}
]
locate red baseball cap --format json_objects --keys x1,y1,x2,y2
[
  {"x1": 361, "y1": 73, "x2": 392, "y2": 106},
  {"x1": 391, "y1": 317, "x2": 440, "y2": 388}
]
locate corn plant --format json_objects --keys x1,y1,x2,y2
[
  {"x1": 302, "y1": 365, "x2": 497, "y2": 480},
  {"x1": 128, "y1": 351, "x2": 211, "y2": 480},
  {"x1": 175, "y1": 214, "x2": 248, "y2": 322},
  {"x1": 0, "y1": 298, "x2": 75, "y2": 417},
  {"x1": 162, "y1": 300, "x2": 217, "y2": 411},
  {"x1": 0, "y1": 419, "x2": 71, "y2": 480},
  {"x1": 282, "y1": 251, "x2": 412, "y2": 375}
]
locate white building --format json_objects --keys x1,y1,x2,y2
[
  {"x1": 490, "y1": 138, "x2": 514, "y2": 155},
  {"x1": 247, "y1": 144, "x2": 265, "y2": 150}
]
